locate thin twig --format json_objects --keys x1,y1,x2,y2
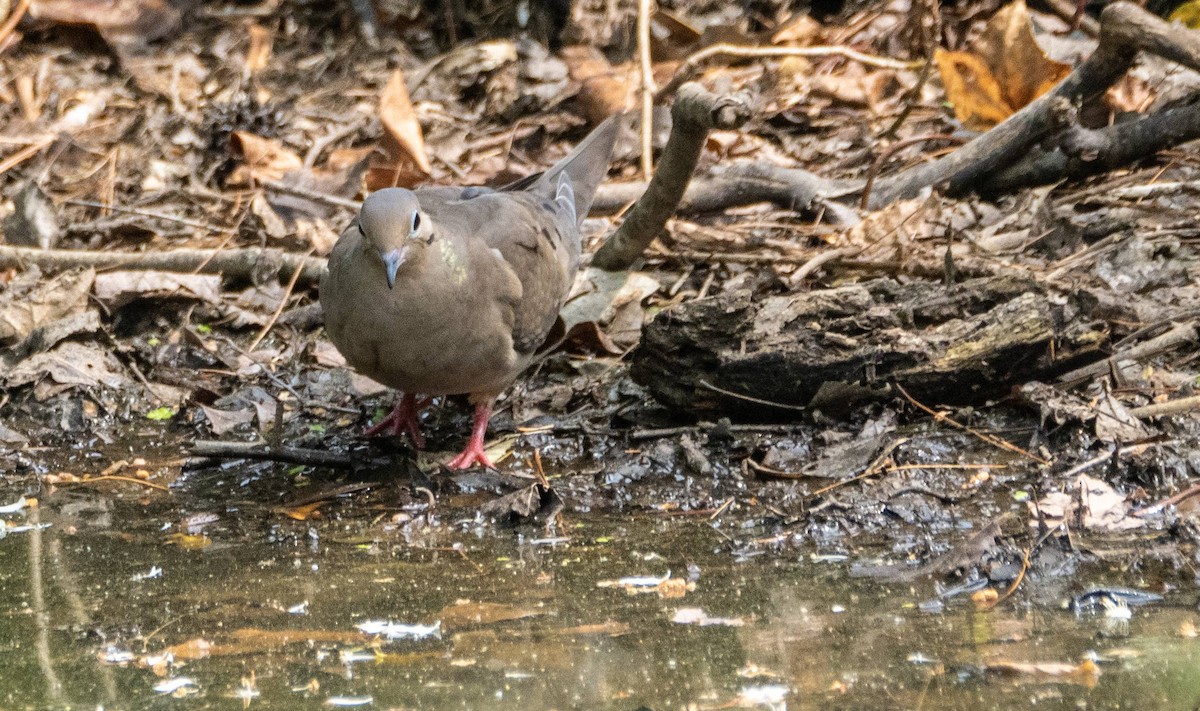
[
  {"x1": 259, "y1": 177, "x2": 362, "y2": 210},
  {"x1": 698, "y1": 378, "x2": 808, "y2": 411},
  {"x1": 636, "y1": 0, "x2": 655, "y2": 181},
  {"x1": 189, "y1": 441, "x2": 354, "y2": 469},
  {"x1": 792, "y1": 247, "x2": 855, "y2": 282},
  {"x1": 64, "y1": 199, "x2": 228, "y2": 233},
  {"x1": 859, "y1": 134, "x2": 965, "y2": 210},
  {"x1": 0, "y1": 0, "x2": 32, "y2": 49},
  {"x1": 0, "y1": 244, "x2": 328, "y2": 283},
  {"x1": 655, "y1": 43, "x2": 917, "y2": 102},
  {"x1": 880, "y1": 0, "x2": 940, "y2": 140},
  {"x1": 247, "y1": 248, "x2": 312, "y2": 351},
  {"x1": 897, "y1": 383, "x2": 1050, "y2": 464},
  {"x1": 1128, "y1": 394, "x2": 1200, "y2": 419},
  {"x1": 52, "y1": 476, "x2": 170, "y2": 492}
]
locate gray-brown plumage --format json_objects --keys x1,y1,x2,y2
[{"x1": 320, "y1": 116, "x2": 620, "y2": 468}]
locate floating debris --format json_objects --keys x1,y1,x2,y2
[
  {"x1": 356, "y1": 620, "x2": 441, "y2": 641},
  {"x1": 326, "y1": 695, "x2": 373, "y2": 706},
  {"x1": 153, "y1": 677, "x2": 198, "y2": 695}
]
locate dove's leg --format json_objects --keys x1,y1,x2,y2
[
  {"x1": 445, "y1": 401, "x2": 495, "y2": 470},
  {"x1": 364, "y1": 393, "x2": 429, "y2": 448}
]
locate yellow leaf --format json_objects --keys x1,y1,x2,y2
[
  {"x1": 1170, "y1": 0, "x2": 1200, "y2": 28},
  {"x1": 276, "y1": 501, "x2": 324, "y2": 521},
  {"x1": 164, "y1": 532, "x2": 212, "y2": 550},
  {"x1": 935, "y1": 0, "x2": 1070, "y2": 130}
]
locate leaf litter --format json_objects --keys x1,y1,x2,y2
[{"x1": 1, "y1": 0, "x2": 1200, "y2": 708}]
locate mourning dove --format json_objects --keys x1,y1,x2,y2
[{"x1": 320, "y1": 116, "x2": 620, "y2": 468}]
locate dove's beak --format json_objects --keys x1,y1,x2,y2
[{"x1": 381, "y1": 247, "x2": 406, "y2": 289}]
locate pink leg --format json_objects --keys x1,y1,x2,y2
[
  {"x1": 363, "y1": 393, "x2": 428, "y2": 448},
  {"x1": 445, "y1": 401, "x2": 496, "y2": 470}
]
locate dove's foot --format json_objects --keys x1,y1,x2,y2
[
  {"x1": 444, "y1": 402, "x2": 495, "y2": 470},
  {"x1": 364, "y1": 393, "x2": 429, "y2": 448}
]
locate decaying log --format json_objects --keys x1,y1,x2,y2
[{"x1": 631, "y1": 276, "x2": 1112, "y2": 416}]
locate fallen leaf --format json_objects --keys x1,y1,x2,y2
[
  {"x1": 28, "y1": 0, "x2": 182, "y2": 46},
  {"x1": 1029, "y1": 473, "x2": 1144, "y2": 532},
  {"x1": 3, "y1": 183, "x2": 59, "y2": 249},
  {"x1": 562, "y1": 45, "x2": 634, "y2": 124},
  {"x1": 164, "y1": 532, "x2": 212, "y2": 550},
  {"x1": 376, "y1": 68, "x2": 431, "y2": 177},
  {"x1": 3, "y1": 341, "x2": 126, "y2": 391},
  {"x1": 935, "y1": 0, "x2": 1071, "y2": 130},
  {"x1": 244, "y1": 23, "x2": 272, "y2": 74},
  {"x1": 145, "y1": 406, "x2": 175, "y2": 421},
  {"x1": 772, "y1": 14, "x2": 824, "y2": 45},
  {"x1": 227, "y1": 132, "x2": 303, "y2": 185},
  {"x1": 93, "y1": 271, "x2": 221, "y2": 309},
  {"x1": 1094, "y1": 390, "x2": 1153, "y2": 443},
  {"x1": 562, "y1": 268, "x2": 660, "y2": 352},
  {"x1": 0, "y1": 267, "x2": 93, "y2": 347},
  {"x1": 199, "y1": 406, "x2": 254, "y2": 436}
]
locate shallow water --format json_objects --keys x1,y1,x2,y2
[{"x1": 2, "y1": 462, "x2": 1199, "y2": 711}]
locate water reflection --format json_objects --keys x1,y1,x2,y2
[{"x1": 2, "y1": 482, "x2": 1200, "y2": 710}]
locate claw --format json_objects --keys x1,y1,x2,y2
[
  {"x1": 363, "y1": 393, "x2": 428, "y2": 448},
  {"x1": 443, "y1": 401, "x2": 495, "y2": 470}
]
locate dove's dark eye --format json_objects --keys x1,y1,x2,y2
[{"x1": 410, "y1": 212, "x2": 421, "y2": 233}]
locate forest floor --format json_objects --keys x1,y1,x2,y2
[{"x1": 1, "y1": 1, "x2": 1200, "y2": 707}]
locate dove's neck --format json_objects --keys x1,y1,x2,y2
[{"x1": 426, "y1": 235, "x2": 469, "y2": 286}]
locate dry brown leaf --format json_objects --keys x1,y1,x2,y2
[
  {"x1": 378, "y1": 68, "x2": 431, "y2": 175},
  {"x1": 649, "y1": 9, "x2": 701, "y2": 61},
  {"x1": 164, "y1": 532, "x2": 212, "y2": 550},
  {"x1": 228, "y1": 132, "x2": 302, "y2": 185},
  {"x1": 28, "y1": 0, "x2": 182, "y2": 45},
  {"x1": 93, "y1": 271, "x2": 221, "y2": 309},
  {"x1": 276, "y1": 501, "x2": 324, "y2": 521},
  {"x1": 772, "y1": 14, "x2": 824, "y2": 45},
  {"x1": 1028, "y1": 473, "x2": 1145, "y2": 532},
  {"x1": 935, "y1": 0, "x2": 1070, "y2": 130},
  {"x1": 245, "y1": 23, "x2": 273, "y2": 74},
  {"x1": 562, "y1": 45, "x2": 635, "y2": 124},
  {"x1": 1105, "y1": 74, "x2": 1155, "y2": 114},
  {"x1": 3, "y1": 342, "x2": 126, "y2": 391},
  {"x1": 0, "y1": 267, "x2": 93, "y2": 347}
]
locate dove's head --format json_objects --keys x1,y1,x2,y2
[{"x1": 357, "y1": 188, "x2": 433, "y2": 289}]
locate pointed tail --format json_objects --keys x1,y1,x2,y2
[{"x1": 525, "y1": 114, "x2": 623, "y2": 228}]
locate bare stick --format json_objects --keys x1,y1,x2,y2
[
  {"x1": 0, "y1": 0, "x2": 32, "y2": 49},
  {"x1": 869, "y1": 2, "x2": 1200, "y2": 207},
  {"x1": 591, "y1": 83, "x2": 752, "y2": 270},
  {"x1": 259, "y1": 177, "x2": 361, "y2": 210},
  {"x1": 64, "y1": 199, "x2": 229, "y2": 233},
  {"x1": 189, "y1": 441, "x2": 353, "y2": 469},
  {"x1": 1129, "y1": 395, "x2": 1200, "y2": 419},
  {"x1": 0, "y1": 244, "x2": 328, "y2": 284},
  {"x1": 1057, "y1": 321, "x2": 1197, "y2": 384},
  {"x1": 655, "y1": 43, "x2": 917, "y2": 102}
]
